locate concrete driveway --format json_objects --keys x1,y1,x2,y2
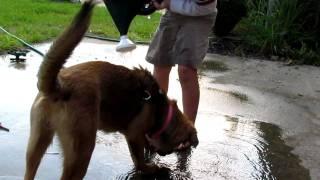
[{"x1": 0, "y1": 38, "x2": 319, "y2": 179}]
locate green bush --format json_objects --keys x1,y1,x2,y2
[{"x1": 238, "y1": 0, "x2": 319, "y2": 65}]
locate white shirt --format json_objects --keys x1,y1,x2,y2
[{"x1": 170, "y1": 0, "x2": 218, "y2": 16}]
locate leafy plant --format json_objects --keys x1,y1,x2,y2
[{"x1": 237, "y1": 0, "x2": 320, "y2": 65}]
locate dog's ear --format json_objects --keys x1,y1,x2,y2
[
  {"x1": 135, "y1": 67, "x2": 158, "y2": 89},
  {"x1": 132, "y1": 67, "x2": 159, "y2": 101},
  {"x1": 142, "y1": 90, "x2": 152, "y2": 101}
]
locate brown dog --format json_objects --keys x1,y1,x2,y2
[{"x1": 24, "y1": 1, "x2": 198, "y2": 180}]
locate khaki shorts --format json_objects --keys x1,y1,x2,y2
[{"x1": 146, "y1": 11, "x2": 217, "y2": 68}]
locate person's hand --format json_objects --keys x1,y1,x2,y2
[{"x1": 152, "y1": 0, "x2": 170, "y2": 10}]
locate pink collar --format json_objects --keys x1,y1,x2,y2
[{"x1": 151, "y1": 103, "x2": 174, "y2": 139}]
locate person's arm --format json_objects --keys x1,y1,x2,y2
[{"x1": 153, "y1": 0, "x2": 217, "y2": 16}]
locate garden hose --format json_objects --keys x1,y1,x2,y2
[
  {"x1": 0, "y1": 26, "x2": 149, "y2": 57},
  {"x1": 0, "y1": 26, "x2": 45, "y2": 56}
]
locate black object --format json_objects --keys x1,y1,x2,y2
[
  {"x1": 8, "y1": 50, "x2": 29, "y2": 62},
  {"x1": 103, "y1": 0, "x2": 162, "y2": 36},
  {"x1": 0, "y1": 123, "x2": 9, "y2": 132},
  {"x1": 0, "y1": 27, "x2": 44, "y2": 57},
  {"x1": 214, "y1": 0, "x2": 247, "y2": 37}
]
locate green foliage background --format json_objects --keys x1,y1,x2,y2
[
  {"x1": 0, "y1": 0, "x2": 319, "y2": 65},
  {"x1": 0, "y1": 0, "x2": 160, "y2": 53},
  {"x1": 238, "y1": 0, "x2": 320, "y2": 65}
]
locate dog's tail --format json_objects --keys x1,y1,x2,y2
[{"x1": 37, "y1": 0, "x2": 96, "y2": 95}]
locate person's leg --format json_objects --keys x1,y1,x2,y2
[
  {"x1": 153, "y1": 65, "x2": 172, "y2": 93},
  {"x1": 174, "y1": 13, "x2": 217, "y2": 124},
  {"x1": 178, "y1": 65, "x2": 199, "y2": 124}
]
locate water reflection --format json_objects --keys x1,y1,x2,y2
[
  {"x1": 8, "y1": 62, "x2": 27, "y2": 70},
  {"x1": 116, "y1": 151, "x2": 193, "y2": 180},
  {"x1": 109, "y1": 115, "x2": 310, "y2": 180},
  {"x1": 196, "y1": 114, "x2": 310, "y2": 180}
]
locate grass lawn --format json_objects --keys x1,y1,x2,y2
[{"x1": 0, "y1": 0, "x2": 161, "y2": 53}]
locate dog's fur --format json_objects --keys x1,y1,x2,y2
[{"x1": 24, "y1": 1, "x2": 198, "y2": 180}]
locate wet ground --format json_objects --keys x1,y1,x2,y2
[{"x1": 0, "y1": 38, "x2": 319, "y2": 180}]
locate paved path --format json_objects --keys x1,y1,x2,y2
[{"x1": 0, "y1": 38, "x2": 319, "y2": 179}]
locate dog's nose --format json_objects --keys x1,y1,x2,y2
[{"x1": 190, "y1": 133, "x2": 199, "y2": 147}]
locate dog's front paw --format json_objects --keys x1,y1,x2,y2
[
  {"x1": 141, "y1": 163, "x2": 160, "y2": 174},
  {"x1": 157, "y1": 166, "x2": 171, "y2": 175},
  {"x1": 140, "y1": 163, "x2": 169, "y2": 174}
]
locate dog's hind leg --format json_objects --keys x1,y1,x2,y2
[
  {"x1": 58, "y1": 126, "x2": 96, "y2": 180},
  {"x1": 25, "y1": 106, "x2": 54, "y2": 180},
  {"x1": 57, "y1": 109, "x2": 97, "y2": 180}
]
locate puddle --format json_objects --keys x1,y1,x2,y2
[
  {"x1": 0, "y1": 39, "x2": 311, "y2": 179},
  {"x1": 87, "y1": 115, "x2": 310, "y2": 180}
]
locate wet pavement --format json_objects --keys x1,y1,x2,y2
[{"x1": 0, "y1": 38, "x2": 319, "y2": 180}]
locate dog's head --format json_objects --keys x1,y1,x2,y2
[
  {"x1": 146, "y1": 100, "x2": 199, "y2": 156},
  {"x1": 134, "y1": 67, "x2": 198, "y2": 156}
]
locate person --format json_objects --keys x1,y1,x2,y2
[{"x1": 146, "y1": 0, "x2": 218, "y2": 124}]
